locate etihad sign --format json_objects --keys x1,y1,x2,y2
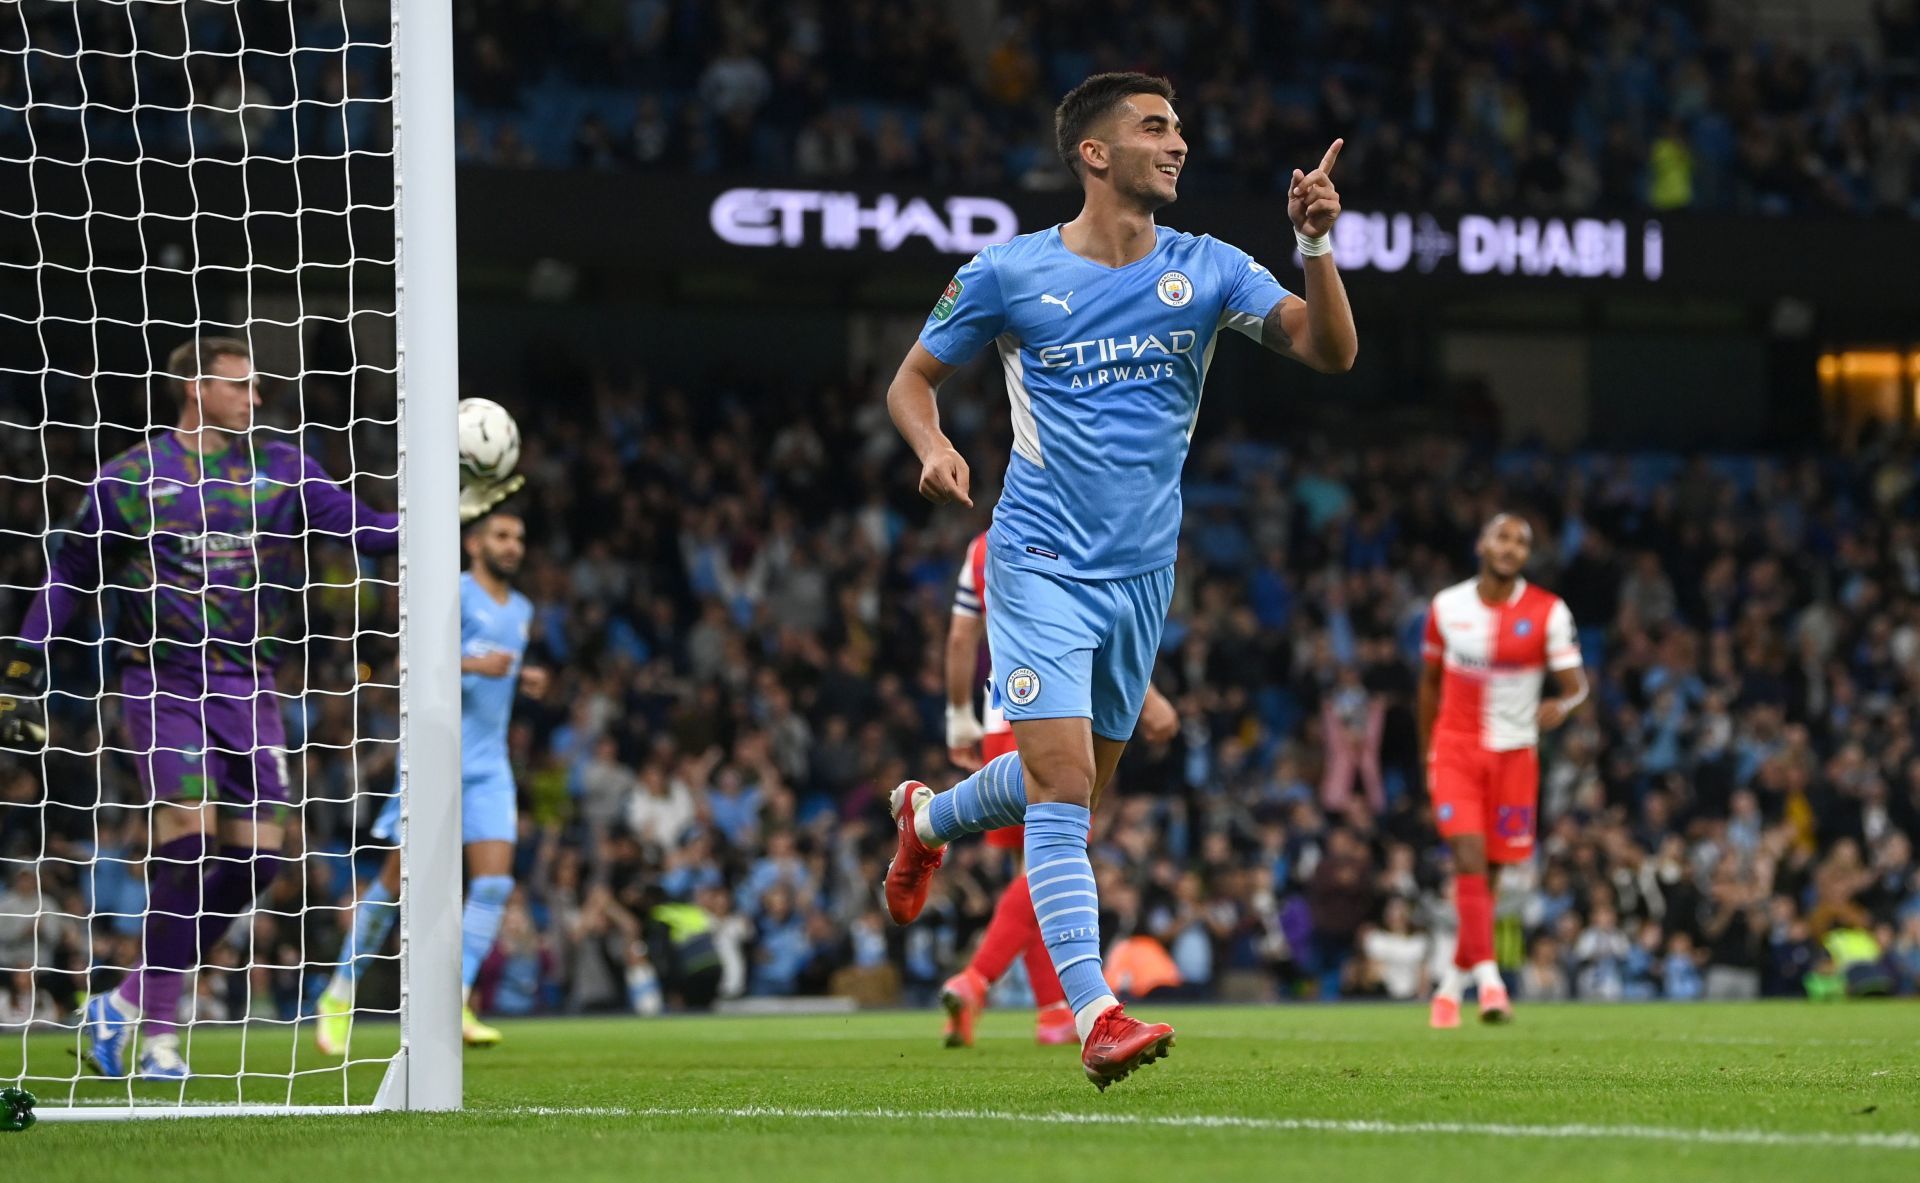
[{"x1": 709, "y1": 188, "x2": 1019, "y2": 254}]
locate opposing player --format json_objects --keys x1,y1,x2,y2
[
  {"x1": 939, "y1": 530, "x2": 1177, "y2": 1048},
  {"x1": 315, "y1": 510, "x2": 545, "y2": 1053},
  {"x1": 884, "y1": 72, "x2": 1356, "y2": 1089},
  {"x1": 0, "y1": 338, "x2": 412, "y2": 1080},
  {"x1": 1419, "y1": 513, "x2": 1587, "y2": 1028}
]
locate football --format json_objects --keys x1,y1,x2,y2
[{"x1": 457, "y1": 397, "x2": 520, "y2": 481}]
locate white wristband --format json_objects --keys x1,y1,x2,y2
[
  {"x1": 1296, "y1": 229, "x2": 1332, "y2": 257},
  {"x1": 945, "y1": 703, "x2": 984, "y2": 750}
]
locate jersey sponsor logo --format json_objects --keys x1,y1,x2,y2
[
  {"x1": 1035, "y1": 330, "x2": 1196, "y2": 370},
  {"x1": 932, "y1": 277, "x2": 962, "y2": 321},
  {"x1": 1006, "y1": 667, "x2": 1041, "y2": 706},
  {"x1": 1039, "y1": 291, "x2": 1073, "y2": 315},
  {"x1": 1156, "y1": 270, "x2": 1194, "y2": 307}
]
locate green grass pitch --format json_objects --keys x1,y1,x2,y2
[{"x1": 8, "y1": 1002, "x2": 1917, "y2": 1182}]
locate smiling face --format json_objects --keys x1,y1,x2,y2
[{"x1": 1092, "y1": 93, "x2": 1186, "y2": 209}]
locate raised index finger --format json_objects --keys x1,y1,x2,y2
[{"x1": 1319, "y1": 138, "x2": 1344, "y2": 176}]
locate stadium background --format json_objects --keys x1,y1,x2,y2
[{"x1": 7, "y1": 0, "x2": 1920, "y2": 1029}]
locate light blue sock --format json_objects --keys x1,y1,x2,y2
[
  {"x1": 925, "y1": 751, "x2": 1029, "y2": 845},
  {"x1": 1025, "y1": 801, "x2": 1109, "y2": 1014},
  {"x1": 461, "y1": 875, "x2": 514, "y2": 993},
  {"x1": 327, "y1": 879, "x2": 396, "y2": 997}
]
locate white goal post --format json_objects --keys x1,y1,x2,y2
[{"x1": 0, "y1": 0, "x2": 460, "y2": 1118}]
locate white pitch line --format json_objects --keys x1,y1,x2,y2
[
  {"x1": 650, "y1": 1028, "x2": 1902, "y2": 1049},
  {"x1": 500, "y1": 1104, "x2": 1920, "y2": 1152}
]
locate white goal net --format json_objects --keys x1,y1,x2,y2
[{"x1": 0, "y1": 0, "x2": 459, "y2": 1116}]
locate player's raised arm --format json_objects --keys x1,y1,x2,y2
[
  {"x1": 1262, "y1": 139, "x2": 1358, "y2": 374},
  {"x1": 887, "y1": 342, "x2": 972, "y2": 508}
]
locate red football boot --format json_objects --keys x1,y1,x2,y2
[
  {"x1": 1478, "y1": 981, "x2": 1513, "y2": 1025},
  {"x1": 1080, "y1": 1005, "x2": 1175, "y2": 1092},
  {"x1": 939, "y1": 969, "x2": 987, "y2": 1049},
  {"x1": 1034, "y1": 1002, "x2": 1076, "y2": 1046},
  {"x1": 884, "y1": 781, "x2": 944, "y2": 925}
]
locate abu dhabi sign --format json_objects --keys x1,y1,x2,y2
[
  {"x1": 1327, "y1": 212, "x2": 1663, "y2": 280},
  {"x1": 708, "y1": 188, "x2": 1663, "y2": 281},
  {"x1": 709, "y1": 188, "x2": 1019, "y2": 254}
]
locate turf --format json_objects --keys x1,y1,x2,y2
[{"x1": 7, "y1": 1002, "x2": 1917, "y2": 1182}]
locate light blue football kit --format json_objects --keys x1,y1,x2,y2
[
  {"x1": 350, "y1": 571, "x2": 532, "y2": 1001},
  {"x1": 920, "y1": 224, "x2": 1289, "y2": 738},
  {"x1": 918, "y1": 223, "x2": 1291, "y2": 1022},
  {"x1": 373, "y1": 572, "x2": 532, "y2": 845}
]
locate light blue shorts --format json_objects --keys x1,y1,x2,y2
[
  {"x1": 984, "y1": 548, "x2": 1174, "y2": 742},
  {"x1": 370, "y1": 768, "x2": 517, "y2": 846}
]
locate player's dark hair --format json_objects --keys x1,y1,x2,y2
[
  {"x1": 1054, "y1": 72, "x2": 1176, "y2": 181},
  {"x1": 164, "y1": 335, "x2": 252, "y2": 404}
]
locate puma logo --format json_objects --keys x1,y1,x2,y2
[{"x1": 1039, "y1": 291, "x2": 1073, "y2": 315}]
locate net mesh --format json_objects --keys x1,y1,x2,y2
[{"x1": 0, "y1": 0, "x2": 401, "y2": 1110}]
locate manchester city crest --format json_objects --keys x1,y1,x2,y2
[{"x1": 1006, "y1": 667, "x2": 1041, "y2": 706}]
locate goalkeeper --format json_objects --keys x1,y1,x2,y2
[{"x1": 0, "y1": 337, "x2": 516, "y2": 1080}]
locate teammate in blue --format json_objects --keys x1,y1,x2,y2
[
  {"x1": 314, "y1": 510, "x2": 546, "y2": 1053},
  {"x1": 882, "y1": 73, "x2": 1357, "y2": 1090}
]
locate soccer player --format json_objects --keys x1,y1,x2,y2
[
  {"x1": 939, "y1": 529, "x2": 1177, "y2": 1048},
  {"x1": 883, "y1": 72, "x2": 1356, "y2": 1089},
  {"x1": 0, "y1": 337, "x2": 408, "y2": 1080},
  {"x1": 1419, "y1": 513, "x2": 1587, "y2": 1028},
  {"x1": 315, "y1": 510, "x2": 545, "y2": 1053}
]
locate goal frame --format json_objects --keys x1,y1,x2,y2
[{"x1": 33, "y1": 0, "x2": 463, "y2": 1121}]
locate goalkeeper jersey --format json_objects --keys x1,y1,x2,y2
[{"x1": 19, "y1": 431, "x2": 398, "y2": 688}]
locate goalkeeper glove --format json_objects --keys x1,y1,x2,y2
[
  {"x1": 459, "y1": 473, "x2": 526, "y2": 524},
  {"x1": 0, "y1": 642, "x2": 48, "y2": 752},
  {"x1": 945, "y1": 703, "x2": 984, "y2": 752}
]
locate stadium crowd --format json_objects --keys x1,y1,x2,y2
[
  {"x1": 8, "y1": 1, "x2": 1919, "y2": 218},
  {"x1": 11, "y1": 354, "x2": 1920, "y2": 1028},
  {"x1": 457, "y1": 0, "x2": 1920, "y2": 219}
]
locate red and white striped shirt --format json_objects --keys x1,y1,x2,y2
[
  {"x1": 1423, "y1": 577, "x2": 1581, "y2": 751},
  {"x1": 952, "y1": 532, "x2": 1010, "y2": 735}
]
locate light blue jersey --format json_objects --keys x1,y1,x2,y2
[
  {"x1": 461, "y1": 571, "x2": 532, "y2": 779},
  {"x1": 920, "y1": 224, "x2": 1289, "y2": 580},
  {"x1": 374, "y1": 572, "x2": 530, "y2": 846}
]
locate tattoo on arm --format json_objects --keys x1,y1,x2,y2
[{"x1": 1261, "y1": 300, "x2": 1295, "y2": 357}]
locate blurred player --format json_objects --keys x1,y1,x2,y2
[
  {"x1": 315, "y1": 511, "x2": 545, "y2": 1053},
  {"x1": 0, "y1": 337, "x2": 412, "y2": 1080},
  {"x1": 883, "y1": 72, "x2": 1356, "y2": 1089},
  {"x1": 939, "y1": 530, "x2": 1177, "y2": 1048},
  {"x1": 1419, "y1": 513, "x2": 1587, "y2": 1028}
]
